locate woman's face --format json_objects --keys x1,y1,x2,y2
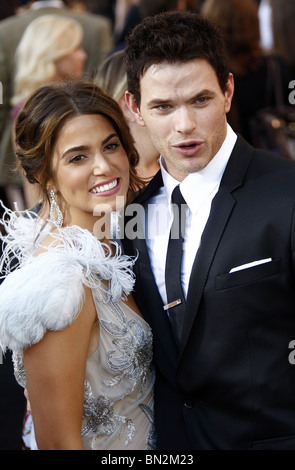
[
  {"x1": 50, "y1": 113, "x2": 130, "y2": 233},
  {"x1": 55, "y1": 46, "x2": 87, "y2": 79}
]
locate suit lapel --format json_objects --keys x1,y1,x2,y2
[
  {"x1": 132, "y1": 232, "x2": 180, "y2": 363},
  {"x1": 124, "y1": 170, "x2": 180, "y2": 364},
  {"x1": 134, "y1": 169, "x2": 163, "y2": 205},
  {"x1": 180, "y1": 136, "x2": 255, "y2": 353}
]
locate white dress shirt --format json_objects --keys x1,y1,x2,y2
[{"x1": 143, "y1": 124, "x2": 237, "y2": 307}]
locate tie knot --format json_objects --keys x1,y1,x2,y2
[{"x1": 171, "y1": 185, "x2": 186, "y2": 207}]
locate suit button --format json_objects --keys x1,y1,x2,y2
[{"x1": 184, "y1": 399, "x2": 194, "y2": 408}]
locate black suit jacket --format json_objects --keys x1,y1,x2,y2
[{"x1": 122, "y1": 136, "x2": 295, "y2": 449}]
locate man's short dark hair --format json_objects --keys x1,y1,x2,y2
[{"x1": 124, "y1": 10, "x2": 230, "y2": 106}]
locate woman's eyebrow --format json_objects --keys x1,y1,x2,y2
[
  {"x1": 61, "y1": 145, "x2": 89, "y2": 159},
  {"x1": 102, "y1": 133, "x2": 118, "y2": 145},
  {"x1": 61, "y1": 133, "x2": 119, "y2": 159}
]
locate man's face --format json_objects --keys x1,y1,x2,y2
[{"x1": 126, "y1": 59, "x2": 234, "y2": 181}]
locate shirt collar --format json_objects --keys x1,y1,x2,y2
[
  {"x1": 31, "y1": 0, "x2": 65, "y2": 9},
  {"x1": 160, "y1": 124, "x2": 237, "y2": 213}
]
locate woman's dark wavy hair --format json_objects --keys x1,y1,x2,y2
[
  {"x1": 124, "y1": 10, "x2": 230, "y2": 106},
  {"x1": 15, "y1": 80, "x2": 143, "y2": 206}
]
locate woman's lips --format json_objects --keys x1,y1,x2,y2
[{"x1": 89, "y1": 178, "x2": 121, "y2": 197}]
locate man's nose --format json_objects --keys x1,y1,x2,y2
[{"x1": 174, "y1": 107, "x2": 196, "y2": 134}]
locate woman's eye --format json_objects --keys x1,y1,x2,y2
[
  {"x1": 104, "y1": 142, "x2": 120, "y2": 152},
  {"x1": 69, "y1": 154, "x2": 85, "y2": 163}
]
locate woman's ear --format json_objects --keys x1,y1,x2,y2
[
  {"x1": 124, "y1": 91, "x2": 145, "y2": 127},
  {"x1": 32, "y1": 173, "x2": 40, "y2": 184},
  {"x1": 46, "y1": 181, "x2": 58, "y2": 196}
]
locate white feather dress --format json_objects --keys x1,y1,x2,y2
[{"x1": 0, "y1": 207, "x2": 155, "y2": 450}]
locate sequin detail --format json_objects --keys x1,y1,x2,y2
[
  {"x1": 81, "y1": 382, "x2": 136, "y2": 448},
  {"x1": 81, "y1": 298, "x2": 155, "y2": 449},
  {"x1": 139, "y1": 403, "x2": 157, "y2": 450},
  {"x1": 12, "y1": 351, "x2": 26, "y2": 388},
  {"x1": 101, "y1": 301, "x2": 153, "y2": 395}
]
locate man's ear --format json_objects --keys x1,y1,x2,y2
[
  {"x1": 125, "y1": 91, "x2": 145, "y2": 127},
  {"x1": 225, "y1": 73, "x2": 234, "y2": 114}
]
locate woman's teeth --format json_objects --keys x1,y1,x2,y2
[{"x1": 90, "y1": 179, "x2": 118, "y2": 194}]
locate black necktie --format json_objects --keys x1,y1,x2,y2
[{"x1": 164, "y1": 185, "x2": 187, "y2": 346}]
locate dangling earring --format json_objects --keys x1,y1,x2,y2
[{"x1": 49, "y1": 189, "x2": 63, "y2": 228}]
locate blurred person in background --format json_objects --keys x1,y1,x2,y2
[
  {"x1": 95, "y1": 50, "x2": 160, "y2": 182},
  {"x1": 258, "y1": 0, "x2": 273, "y2": 51},
  {"x1": 65, "y1": 0, "x2": 115, "y2": 28},
  {"x1": 271, "y1": 0, "x2": 295, "y2": 77},
  {"x1": 86, "y1": 0, "x2": 115, "y2": 26},
  {"x1": 0, "y1": 0, "x2": 17, "y2": 20},
  {"x1": 112, "y1": 0, "x2": 200, "y2": 52},
  {"x1": 201, "y1": 0, "x2": 291, "y2": 144}
]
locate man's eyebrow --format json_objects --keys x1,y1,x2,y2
[
  {"x1": 147, "y1": 98, "x2": 172, "y2": 107},
  {"x1": 147, "y1": 90, "x2": 215, "y2": 107}
]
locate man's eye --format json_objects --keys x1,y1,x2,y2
[
  {"x1": 196, "y1": 97, "x2": 208, "y2": 104},
  {"x1": 157, "y1": 104, "x2": 170, "y2": 110}
]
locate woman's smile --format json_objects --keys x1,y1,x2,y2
[{"x1": 89, "y1": 177, "x2": 120, "y2": 196}]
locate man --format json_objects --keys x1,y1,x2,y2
[
  {"x1": 122, "y1": 11, "x2": 295, "y2": 449},
  {"x1": 0, "y1": 0, "x2": 112, "y2": 205}
]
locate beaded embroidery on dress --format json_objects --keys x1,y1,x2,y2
[{"x1": 0, "y1": 206, "x2": 155, "y2": 450}]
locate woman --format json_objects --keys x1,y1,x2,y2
[
  {"x1": 0, "y1": 81, "x2": 155, "y2": 450},
  {"x1": 11, "y1": 14, "x2": 87, "y2": 110}
]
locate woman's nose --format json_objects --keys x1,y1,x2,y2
[{"x1": 92, "y1": 154, "x2": 112, "y2": 176}]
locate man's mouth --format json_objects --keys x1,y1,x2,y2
[{"x1": 173, "y1": 141, "x2": 203, "y2": 155}]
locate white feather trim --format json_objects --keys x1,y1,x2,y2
[{"x1": 0, "y1": 206, "x2": 136, "y2": 352}]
